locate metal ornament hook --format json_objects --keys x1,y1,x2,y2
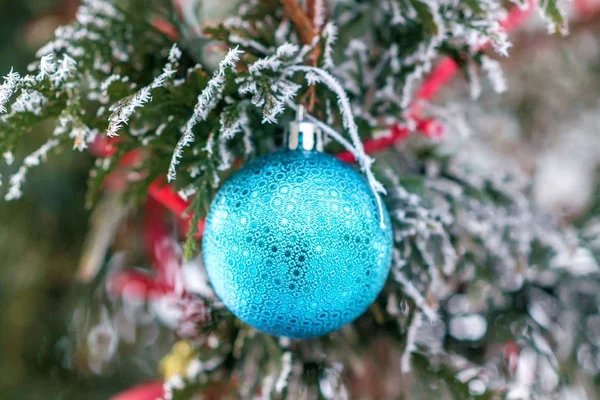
[{"x1": 286, "y1": 105, "x2": 324, "y2": 152}]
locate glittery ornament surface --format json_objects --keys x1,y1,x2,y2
[{"x1": 202, "y1": 150, "x2": 393, "y2": 338}]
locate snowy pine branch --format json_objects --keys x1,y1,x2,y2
[
  {"x1": 168, "y1": 47, "x2": 243, "y2": 182},
  {"x1": 106, "y1": 44, "x2": 182, "y2": 137},
  {"x1": 0, "y1": 69, "x2": 21, "y2": 114}
]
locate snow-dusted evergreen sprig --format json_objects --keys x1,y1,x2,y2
[
  {"x1": 321, "y1": 22, "x2": 338, "y2": 71},
  {"x1": 106, "y1": 44, "x2": 182, "y2": 137},
  {"x1": 286, "y1": 65, "x2": 388, "y2": 228},
  {"x1": 274, "y1": 352, "x2": 293, "y2": 394},
  {"x1": 37, "y1": 0, "x2": 124, "y2": 58},
  {"x1": 216, "y1": 106, "x2": 253, "y2": 170},
  {"x1": 400, "y1": 311, "x2": 423, "y2": 373},
  {"x1": 537, "y1": 0, "x2": 568, "y2": 35},
  {"x1": 392, "y1": 265, "x2": 438, "y2": 321},
  {"x1": 11, "y1": 90, "x2": 48, "y2": 116},
  {"x1": 0, "y1": 69, "x2": 21, "y2": 114},
  {"x1": 331, "y1": 0, "x2": 534, "y2": 123},
  {"x1": 5, "y1": 139, "x2": 61, "y2": 201},
  {"x1": 0, "y1": 53, "x2": 77, "y2": 120},
  {"x1": 168, "y1": 47, "x2": 244, "y2": 182},
  {"x1": 237, "y1": 43, "x2": 303, "y2": 124}
]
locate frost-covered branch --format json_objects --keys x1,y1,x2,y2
[
  {"x1": 106, "y1": 44, "x2": 182, "y2": 137},
  {"x1": 0, "y1": 69, "x2": 21, "y2": 114},
  {"x1": 168, "y1": 47, "x2": 243, "y2": 182}
]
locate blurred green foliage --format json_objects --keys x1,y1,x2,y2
[{"x1": 0, "y1": 1, "x2": 140, "y2": 398}]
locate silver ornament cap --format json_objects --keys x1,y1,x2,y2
[{"x1": 285, "y1": 105, "x2": 324, "y2": 152}]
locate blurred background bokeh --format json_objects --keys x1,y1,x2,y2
[{"x1": 0, "y1": 0, "x2": 142, "y2": 397}]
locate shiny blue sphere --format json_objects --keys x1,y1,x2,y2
[{"x1": 202, "y1": 149, "x2": 393, "y2": 338}]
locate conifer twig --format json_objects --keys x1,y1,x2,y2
[
  {"x1": 280, "y1": 0, "x2": 322, "y2": 112},
  {"x1": 280, "y1": 0, "x2": 316, "y2": 46}
]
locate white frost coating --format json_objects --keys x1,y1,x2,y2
[
  {"x1": 106, "y1": 44, "x2": 181, "y2": 138},
  {"x1": 263, "y1": 80, "x2": 301, "y2": 124},
  {"x1": 312, "y1": 0, "x2": 326, "y2": 32},
  {"x1": 51, "y1": 54, "x2": 77, "y2": 86},
  {"x1": 3, "y1": 152, "x2": 14, "y2": 165},
  {"x1": 550, "y1": 246, "x2": 599, "y2": 275},
  {"x1": 5, "y1": 138, "x2": 60, "y2": 200},
  {"x1": 37, "y1": 54, "x2": 56, "y2": 81},
  {"x1": 392, "y1": 250, "x2": 438, "y2": 321},
  {"x1": 286, "y1": 65, "x2": 387, "y2": 228},
  {"x1": 241, "y1": 111, "x2": 254, "y2": 156},
  {"x1": 249, "y1": 43, "x2": 298, "y2": 74},
  {"x1": 322, "y1": 22, "x2": 338, "y2": 70},
  {"x1": 82, "y1": 0, "x2": 123, "y2": 21},
  {"x1": 229, "y1": 34, "x2": 271, "y2": 54},
  {"x1": 218, "y1": 110, "x2": 252, "y2": 170},
  {"x1": 275, "y1": 351, "x2": 293, "y2": 393},
  {"x1": 239, "y1": 43, "x2": 304, "y2": 124},
  {"x1": 12, "y1": 90, "x2": 48, "y2": 116},
  {"x1": 507, "y1": 347, "x2": 538, "y2": 400},
  {"x1": 218, "y1": 129, "x2": 235, "y2": 171},
  {"x1": 393, "y1": 270, "x2": 438, "y2": 321},
  {"x1": 219, "y1": 112, "x2": 243, "y2": 140},
  {"x1": 401, "y1": 311, "x2": 423, "y2": 373},
  {"x1": 389, "y1": 0, "x2": 406, "y2": 25},
  {"x1": 36, "y1": 0, "x2": 121, "y2": 60},
  {"x1": 168, "y1": 47, "x2": 244, "y2": 181},
  {"x1": 4, "y1": 167, "x2": 26, "y2": 201},
  {"x1": 415, "y1": 235, "x2": 443, "y2": 290},
  {"x1": 260, "y1": 374, "x2": 276, "y2": 400},
  {"x1": 319, "y1": 363, "x2": 348, "y2": 400},
  {"x1": 0, "y1": 69, "x2": 21, "y2": 114},
  {"x1": 481, "y1": 55, "x2": 507, "y2": 93},
  {"x1": 106, "y1": 87, "x2": 152, "y2": 137},
  {"x1": 274, "y1": 18, "x2": 291, "y2": 45}
]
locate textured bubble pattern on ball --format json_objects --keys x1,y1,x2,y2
[{"x1": 202, "y1": 150, "x2": 393, "y2": 338}]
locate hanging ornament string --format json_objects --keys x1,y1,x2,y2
[{"x1": 283, "y1": 66, "x2": 388, "y2": 229}]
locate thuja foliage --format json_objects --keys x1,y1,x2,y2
[{"x1": 1, "y1": 0, "x2": 595, "y2": 398}]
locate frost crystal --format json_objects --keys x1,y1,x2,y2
[
  {"x1": 0, "y1": 69, "x2": 20, "y2": 114},
  {"x1": 168, "y1": 47, "x2": 243, "y2": 182},
  {"x1": 322, "y1": 23, "x2": 338, "y2": 70},
  {"x1": 107, "y1": 44, "x2": 182, "y2": 138},
  {"x1": 5, "y1": 139, "x2": 60, "y2": 201}
]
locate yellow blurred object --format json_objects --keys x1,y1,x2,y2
[{"x1": 159, "y1": 340, "x2": 198, "y2": 379}]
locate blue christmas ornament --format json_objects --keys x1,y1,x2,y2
[{"x1": 202, "y1": 109, "x2": 393, "y2": 338}]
